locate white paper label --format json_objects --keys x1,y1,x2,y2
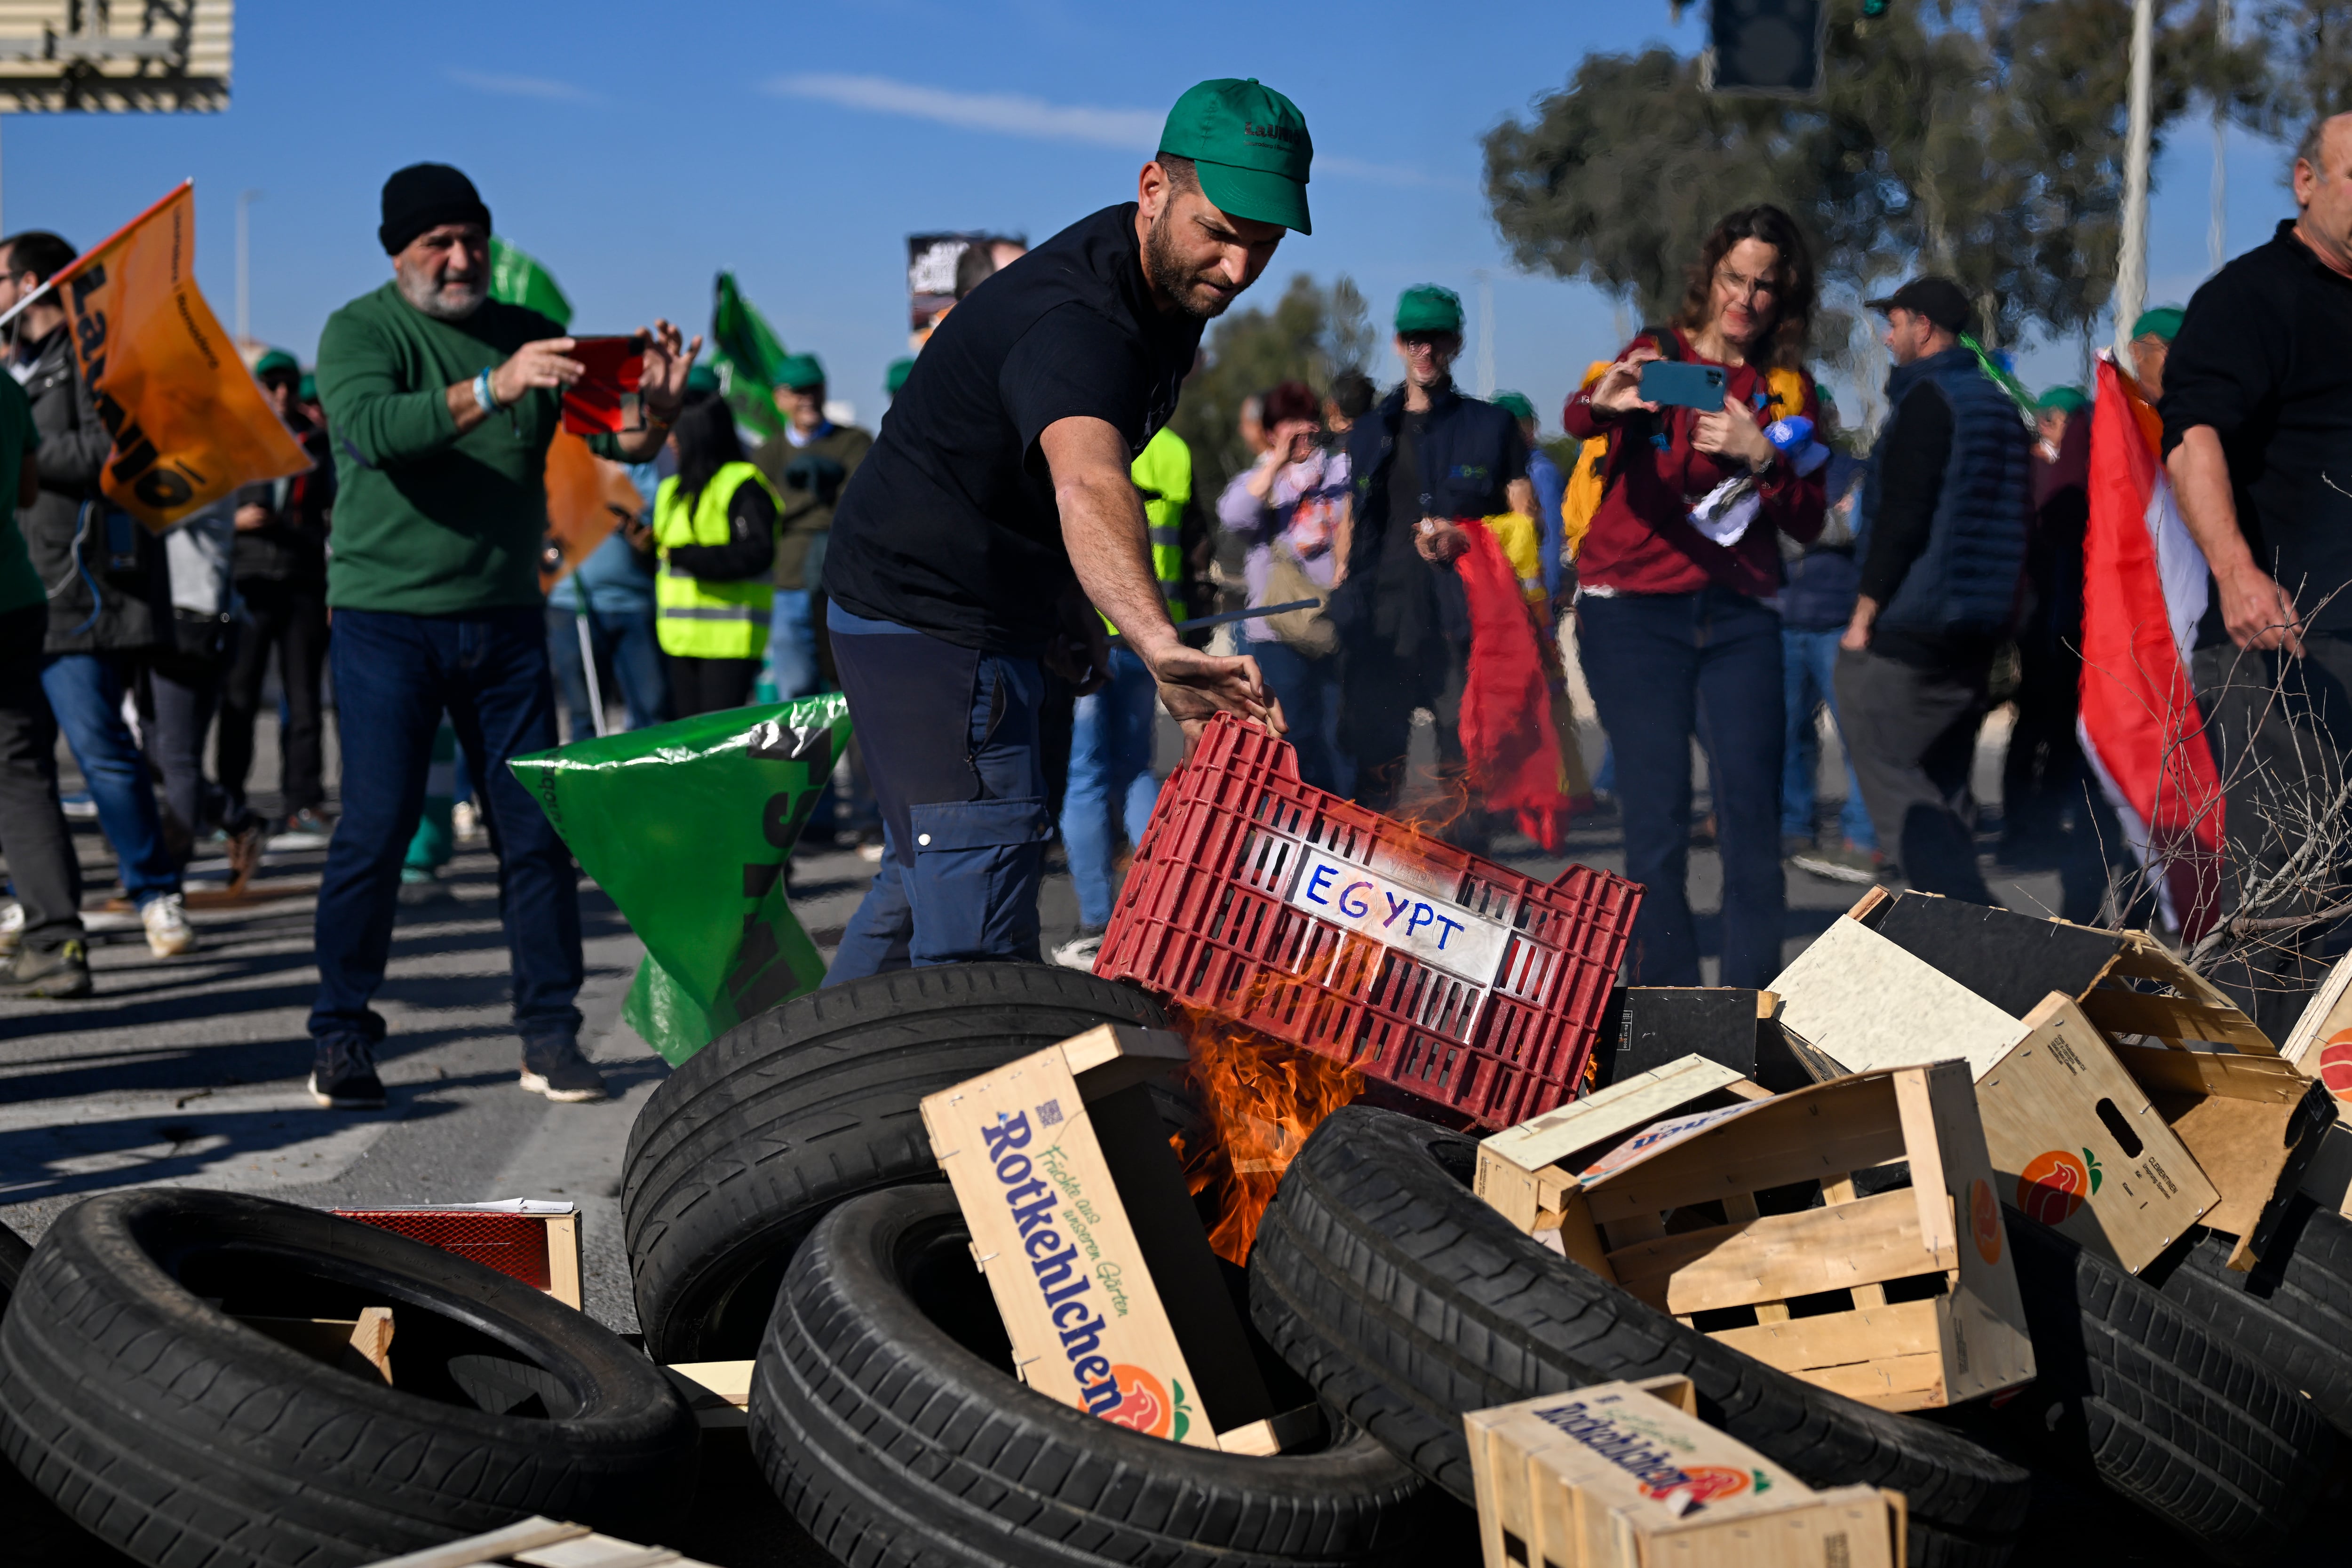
[{"x1": 1283, "y1": 848, "x2": 1511, "y2": 983}]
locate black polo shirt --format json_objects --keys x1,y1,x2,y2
[
  {"x1": 2162, "y1": 219, "x2": 2352, "y2": 640},
  {"x1": 824, "y1": 203, "x2": 1204, "y2": 654}
]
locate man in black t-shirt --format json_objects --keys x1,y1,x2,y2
[
  {"x1": 2167, "y1": 110, "x2": 2352, "y2": 1033},
  {"x1": 822, "y1": 78, "x2": 1312, "y2": 981}
]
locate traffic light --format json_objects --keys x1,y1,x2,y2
[{"x1": 1708, "y1": 0, "x2": 1828, "y2": 96}]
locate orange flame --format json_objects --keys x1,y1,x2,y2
[{"x1": 1171, "y1": 1002, "x2": 1364, "y2": 1266}]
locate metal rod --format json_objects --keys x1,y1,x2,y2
[
  {"x1": 1105, "y1": 599, "x2": 1319, "y2": 645},
  {"x1": 2210, "y1": 0, "x2": 2231, "y2": 276},
  {"x1": 2114, "y1": 0, "x2": 2155, "y2": 361}
]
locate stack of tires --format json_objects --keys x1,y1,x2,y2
[{"x1": 0, "y1": 1195, "x2": 700, "y2": 1567}]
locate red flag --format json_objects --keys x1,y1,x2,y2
[
  {"x1": 1455, "y1": 519, "x2": 1573, "y2": 851},
  {"x1": 2078, "y1": 355, "x2": 2224, "y2": 933}
]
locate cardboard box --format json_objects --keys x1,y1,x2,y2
[
  {"x1": 1771, "y1": 891, "x2": 2326, "y2": 1271},
  {"x1": 1466, "y1": 1377, "x2": 1905, "y2": 1568},
  {"x1": 920, "y1": 1023, "x2": 1295, "y2": 1453}
]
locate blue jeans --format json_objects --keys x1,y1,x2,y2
[
  {"x1": 1251, "y1": 639, "x2": 1350, "y2": 796},
  {"x1": 1579, "y1": 589, "x2": 1786, "y2": 988},
  {"x1": 546, "y1": 605, "x2": 668, "y2": 737},
  {"x1": 825, "y1": 608, "x2": 1048, "y2": 980},
  {"x1": 310, "y1": 607, "x2": 583, "y2": 1051},
  {"x1": 1060, "y1": 647, "x2": 1161, "y2": 930},
  {"x1": 39, "y1": 653, "x2": 178, "y2": 906},
  {"x1": 1781, "y1": 626, "x2": 1876, "y2": 849},
  {"x1": 765, "y1": 588, "x2": 823, "y2": 701}
]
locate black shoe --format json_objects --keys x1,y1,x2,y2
[
  {"x1": 309, "y1": 1038, "x2": 387, "y2": 1109},
  {"x1": 519, "y1": 1033, "x2": 609, "y2": 1103},
  {"x1": 0, "y1": 939, "x2": 92, "y2": 999}
]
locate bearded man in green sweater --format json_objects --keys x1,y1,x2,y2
[{"x1": 308, "y1": 164, "x2": 699, "y2": 1110}]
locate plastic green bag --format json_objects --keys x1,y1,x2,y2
[{"x1": 510, "y1": 693, "x2": 850, "y2": 1065}]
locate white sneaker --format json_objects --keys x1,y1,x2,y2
[
  {"x1": 1050, "y1": 931, "x2": 1104, "y2": 972},
  {"x1": 142, "y1": 893, "x2": 197, "y2": 957},
  {"x1": 452, "y1": 800, "x2": 482, "y2": 841},
  {"x1": 0, "y1": 901, "x2": 22, "y2": 957}
]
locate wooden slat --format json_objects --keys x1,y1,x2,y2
[
  {"x1": 1782, "y1": 1352, "x2": 1953, "y2": 1411},
  {"x1": 364, "y1": 1519, "x2": 588, "y2": 1568},
  {"x1": 1768, "y1": 917, "x2": 2033, "y2": 1080},
  {"x1": 1480, "y1": 1055, "x2": 1747, "y2": 1176},
  {"x1": 1606, "y1": 1189, "x2": 1951, "y2": 1313},
  {"x1": 2082, "y1": 987, "x2": 2276, "y2": 1052},
  {"x1": 350, "y1": 1306, "x2": 394, "y2": 1384},
  {"x1": 2285, "y1": 949, "x2": 2352, "y2": 1071},
  {"x1": 1581, "y1": 1085, "x2": 1909, "y2": 1223}
]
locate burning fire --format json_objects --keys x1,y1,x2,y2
[{"x1": 1171, "y1": 1003, "x2": 1364, "y2": 1266}]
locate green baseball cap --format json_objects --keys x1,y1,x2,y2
[
  {"x1": 1158, "y1": 78, "x2": 1313, "y2": 235},
  {"x1": 684, "y1": 362, "x2": 722, "y2": 397},
  {"x1": 885, "y1": 357, "x2": 915, "y2": 397},
  {"x1": 1395, "y1": 285, "x2": 1463, "y2": 335},
  {"x1": 1493, "y1": 390, "x2": 1536, "y2": 422},
  {"x1": 2131, "y1": 305, "x2": 2183, "y2": 343},
  {"x1": 253, "y1": 348, "x2": 299, "y2": 382},
  {"x1": 298, "y1": 372, "x2": 317, "y2": 404},
  {"x1": 776, "y1": 352, "x2": 825, "y2": 391},
  {"x1": 2036, "y1": 385, "x2": 2089, "y2": 415}
]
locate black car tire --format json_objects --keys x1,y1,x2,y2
[
  {"x1": 1247, "y1": 1105, "x2": 2032, "y2": 1568},
  {"x1": 622, "y1": 960, "x2": 1167, "y2": 1361},
  {"x1": 748, "y1": 1185, "x2": 1436, "y2": 1567},
  {"x1": 2146, "y1": 1195, "x2": 2352, "y2": 1435},
  {"x1": 0, "y1": 1190, "x2": 699, "y2": 1568},
  {"x1": 0, "y1": 1218, "x2": 129, "y2": 1568},
  {"x1": 1993, "y1": 1202, "x2": 2335, "y2": 1565}
]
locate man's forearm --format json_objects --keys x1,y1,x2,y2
[
  {"x1": 2168, "y1": 426, "x2": 2257, "y2": 579},
  {"x1": 1060, "y1": 470, "x2": 1178, "y2": 658}
]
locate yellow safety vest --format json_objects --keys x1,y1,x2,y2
[{"x1": 653, "y1": 461, "x2": 783, "y2": 659}]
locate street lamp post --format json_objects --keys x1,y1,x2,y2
[{"x1": 235, "y1": 188, "x2": 261, "y2": 348}]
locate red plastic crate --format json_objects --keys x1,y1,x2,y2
[
  {"x1": 334, "y1": 1208, "x2": 552, "y2": 1290},
  {"x1": 1095, "y1": 714, "x2": 1640, "y2": 1128}
]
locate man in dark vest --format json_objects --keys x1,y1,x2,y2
[{"x1": 1836, "y1": 277, "x2": 2033, "y2": 904}]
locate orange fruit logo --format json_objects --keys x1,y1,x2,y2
[
  {"x1": 1970, "y1": 1178, "x2": 2002, "y2": 1265},
  {"x1": 2018, "y1": 1149, "x2": 2093, "y2": 1225},
  {"x1": 1097, "y1": 1365, "x2": 1172, "y2": 1439},
  {"x1": 1646, "y1": 1476, "x2": 1759, "y2": 1504},
  {"x1": 2319, "y1": 1031, "x2": 2352, "y2": 1103}
]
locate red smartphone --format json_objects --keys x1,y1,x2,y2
[{"x1": 562, "y1": 334, "x2": 648, "y2": 435}]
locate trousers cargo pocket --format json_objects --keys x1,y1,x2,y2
[{"x1": 906, "y1": 795, "x2": 1050, "y2": 965}]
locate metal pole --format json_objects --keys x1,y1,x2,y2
[
  {"x1": 2210, "y1": 0, "x2": 2231, "y2": 275},
  {"x1": 235, "y1": 189, "x2": 260, "y2": 348},
  {"x1": 2115, "y1": 0, "x2": 2154, "y2": 360},
  {"x1": 1473, "y1": 270, "x2": 1495, "y2": 399}
]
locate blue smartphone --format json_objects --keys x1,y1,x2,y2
[{"x1": 1639, "y1": 361, "x2": 1728, "y2": 410}]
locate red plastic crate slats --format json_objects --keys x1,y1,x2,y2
[
  {"x1": 1097, "y1": 716, "x2": 1641, "y2": 1129},
  {"x1": 335, "y1": 1209, "x2": 552, "y2": 1290}
]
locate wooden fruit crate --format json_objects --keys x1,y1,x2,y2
[
  {"x1": 1466, "y1": 1375, "x2": 1906, "y2": 1568},
  {"x1": 921, "y1": 1022, "x2": 1309, "y2": 1454},
  {"x1": 1509, "y1": 1062, "x2": 2034, "y2": 1413}
]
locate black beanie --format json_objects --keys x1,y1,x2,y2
[{"x1": 378, "y1": 163, "x2": 492, "y2": 255}]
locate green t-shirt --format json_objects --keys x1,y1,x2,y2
[
  {"x1": 0, "y1": 372, "x2": 45, "y2": 618},
  {"x1": 315, "y1": 282, "x2": 625, "y2": 615}
]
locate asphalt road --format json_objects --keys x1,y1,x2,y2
[{"x1": 8, "y1": 709, "x2": 2347, "y2": 1566}]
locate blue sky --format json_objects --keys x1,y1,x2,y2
[{"x1": 0, "y1": 0, "x2": 2294, "y2": 431}]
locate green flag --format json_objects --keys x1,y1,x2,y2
[
  {"x1": 712, "y1": 271, "x2": 787, "y2": 442},
  {"x1": 487, "y1": 237, "x2": 573, "y2": 328}
]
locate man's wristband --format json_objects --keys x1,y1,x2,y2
[{"x1": 472, "y1": 368, "x2": 501, "y2": 414}]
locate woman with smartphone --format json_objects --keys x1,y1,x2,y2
[
  {"x1": 649, "y1": 391, "x2": 786, "y2": 716},
  {"x1": 1215, "y1": 378, "x2": 1352, "y2": 794},
  {"x1": 1560, "y1": 205, "x2": 1828, "y2": 988}
]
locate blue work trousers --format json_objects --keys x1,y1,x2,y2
[
  {"x1": 310, "y1": 607, "x2": 583, "y2": 1052},
  {"x1": 1780, "y1": 626, "x2": 1876, "y2": 849},
  {"x1": 1252, "y1": 639, "x2": 1350, "y2": 797},
  {"x1": 1060, "y1": 647, "x2": 1161, "y2": 931},
  {"x1": 1579, "y1": 589, "x2": 1786, "y2": 988},
  {"x1": 825, "y1": 612, "x2": 1048, "y2": 980},
  {"x1": 40, "y1": 652, "x2": 178, "y2": 906},
  {"x1": 765, "y1": 589, "x2": 823, "y2": 701}
]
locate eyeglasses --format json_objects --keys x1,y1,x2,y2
[
  {"x1": 1715, "y1": 266, "x2": 1778, "y2": 302},
  {"x1": 1399, "y1": 333, "x2": 1455, "y2": 351}
]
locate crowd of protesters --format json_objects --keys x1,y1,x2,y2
[{"x1": 6, "y1": 101, "x2": 2352, "y2": 1078}]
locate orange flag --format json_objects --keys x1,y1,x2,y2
[{"x1": 39, "y1": 183, "x2": 308, "y2": 531}]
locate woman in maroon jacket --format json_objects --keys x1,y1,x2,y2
[{"x1": 1563, "y1": 205, "x2": 1827, "y2": 987}]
